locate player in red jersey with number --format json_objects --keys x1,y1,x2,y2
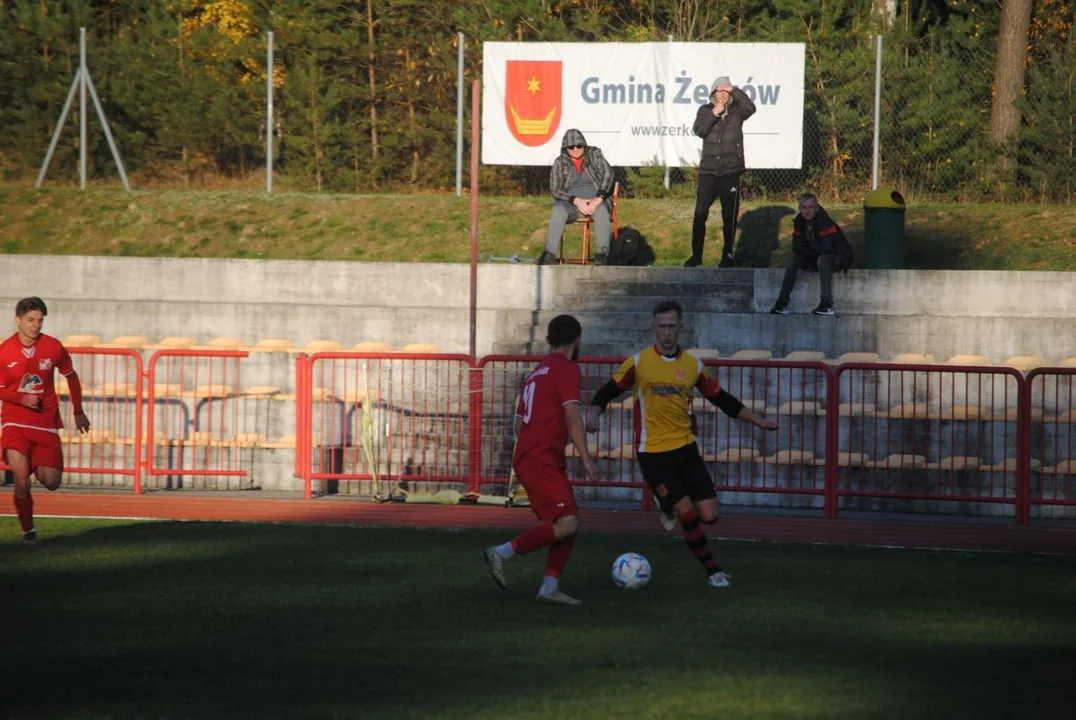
[
  {"x1": 484, "y1": 315, "x2": 598, "y2": 605},
  {"x1": 0, "y1": 297, "x2": 90, "y2": 545}
]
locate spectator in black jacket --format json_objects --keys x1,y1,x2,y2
[
  {"x1": 686, "y1": 77, "x2": 756, "y2": 268},
  {"x1": 770, "y1": 194, "x2": 852, "y2": 316}
]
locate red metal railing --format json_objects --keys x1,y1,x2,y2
[
  {"x1": 144, "y1": 350, "x2": 249, "y2": 492},
  {"x1": 1023, "y1": 367, "x2": 1076, "y2": 525},
  {"x1": 298, "y1": 352, "x2": 476, "y2": 499},
  {"x1": 833, "y1": 362, "x2": 1027, "y2": 519}
]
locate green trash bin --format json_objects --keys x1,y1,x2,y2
[{"x1": 863, "y1": 188, "x2": 906, "y2": 269}]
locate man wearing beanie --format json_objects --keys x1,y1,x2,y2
[{"x1": 686, "y1": 76, "x2": 756, "y2": 268}]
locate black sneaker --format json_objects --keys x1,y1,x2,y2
[
  {"x1": 770, "y1": 299, "x2": 790, "y2": 315},
  {"x1": 683, "y1": 256, "x2": 703, "y2": 268},
  {"x1": 536, "y1": 251, "x2": 558, "y2": 266},
  {"x1": 718, "y1": 253, "x2": 734, "y2": 268},
  {"x1": 592, "y1": 252, "x2": 609, "y2": 266},
  {"x1": 22, "y1": 528, "x2": 37, "y2": 546},
  {"x1": 811, "y1": 298, "x2": 836, "y2": 316}
]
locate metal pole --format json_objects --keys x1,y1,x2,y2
[
  {"x1": 84, "y1": 71, "x2": 130, "y2": 191},
  {"x1": 79, "y1": 27, "x2": 87, "y2": 190},
  {"x1": 35, "y1": 73, "x2": 80, "y2": 189},
  {"x1": 664, "y1": 34, "x2": 672, "y2": 191},
  {"x1": 469, "y1": 79, "x2": 480, "y2": 359},
  {"x1": 266, "y1": 31, "x2": 274, "y2": 194},
  {"x1": 871, "y1": 34, "x2": 883, "y2": 190},
  {"x1": 456, "y1": 33, "x2": 465, "y2": 197}
]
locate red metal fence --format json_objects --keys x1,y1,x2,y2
[{"x1": 6, "y1": 348, "x2": 1074, "y2": 526}]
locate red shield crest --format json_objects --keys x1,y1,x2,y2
[{"x1": 504, "y1": 60, "x2": 562, "y2": 147}]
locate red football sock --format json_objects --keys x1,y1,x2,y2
[
  {"x1": 510, "y1": 522, "x2": 558, "y2": 556},
  {"x1": 14, "y1": 493, "x2": 34, "y2": 533},
  {"x1": 544, "y1": 534, "x2": 576, "y2": 579},
  {"x1": 679, "y1": 507, "x2": 720, "y2": 575}
]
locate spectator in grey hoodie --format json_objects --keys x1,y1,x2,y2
[{"x1": 537, "y1": 129, "x2": 615, "y2": 266}]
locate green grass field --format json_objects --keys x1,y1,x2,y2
[
  {"x1": 3, "y1": 184, "x2": 1075, "y2": 270},
  {"x1": 2, "y1": 517, "x2": 1074, "y2": 720}
]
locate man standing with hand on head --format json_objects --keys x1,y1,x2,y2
[{"x1": 686, "y1": 77, "x2": 756, "y2": 268}]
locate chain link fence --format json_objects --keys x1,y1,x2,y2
[{"x1": 2, "y1": 5, "x2": 1072, "y2": 203}]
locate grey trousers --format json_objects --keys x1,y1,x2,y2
[
  {"x1": 779, "y1": 253, "x2": 839, "y2": 302},
  {"x1": 544, "y1": 200, "x2": 612, "y2": 256}
]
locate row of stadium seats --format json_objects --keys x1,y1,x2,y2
[
  {"x1": 685, "y1": 349, "x2": 1076, "y2": 371},
  {"x1": 62, "y1": 335, "x2": 440, "y2": 354},
  {"x1": 19, "y1": 427, "x2": 300, "y2": 450},
  {"x1": 565, "y1": 442, "x2": 1072, "y2": 473}
]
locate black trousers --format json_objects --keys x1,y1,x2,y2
[{"x1": 691, "y1": 172, "x2": 741, "y2": 261}]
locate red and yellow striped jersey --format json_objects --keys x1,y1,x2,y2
[{"x1": 613, "y1": 346, "x2": 721, "y2": 453}]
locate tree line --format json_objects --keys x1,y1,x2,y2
[{"x1": 0, "y1": 0, "x2": 1071, "y2": 202}]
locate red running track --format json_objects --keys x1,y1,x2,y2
[{"x1": 9, "y1": 491, "x2": 1076, "y2": 555}]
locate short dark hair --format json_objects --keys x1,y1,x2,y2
[
  {"x1": 15, "y1": 297, "x2": 47, "y2": 317},
  {"x1": 546, "y1": 314, "x2": 582, "y2": 347},
  {"x1": 652, "y1": 300, "x2": 683, "y2": 319},
  {"x1": 798, "y1": 193, "x2": 818, "y2": 204}
]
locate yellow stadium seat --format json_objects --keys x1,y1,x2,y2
[
  {"x1": 340, "y1": 388, "x2": 381, "y2": 404},
  {"x1": 63, "y1": 334, "x2": 101, "y2": 348},
  {"x1": 171, "y1": 432, "x2": 214, "y2": 446},
  {"x1": 884, "y1": 403, "x2": 934, "y2": 419},
  {"x1": 215, "y1": 433, "x2": 266, "y2": 449},
  {"x1": 991, "y1": 407, "x2": 1043, "y2": 422},
  {"x1": 1039, "y1": 460, "x2": 1076, "y2": 475},
  {"x1": 783, "y1": 351, "x2": 825, "y2": 362},
  {"x1": 96, "y1": 335, "x2": 149, "y2": 349},
  {"x1": 259, "y1": 435, "x2": 297, "y2": 449},
  {"x1": 837, "y1": 402, "x2": 877, "y2": 416},
  {"x1": 686, "y1": 348, "x2": 721, "y2": 359},
  {"x1": 869, "y1": 454, "x2": 927, "y2": 469},
  {"x1": 814, "y1": 452, "x2": 870, "y2": 467},
  {"x1": 757, "y1": 449, "x2": 816, "y2": 465},
  {"x1": 243, "y1": 338, "x2": 293, "y2": 353},
  {"x1": 982, "y1": 458, "x2": 1041, "y2": 472},
  {"x1": 892, "y1": 353, "x2": 935, "y2": 364},
  {"x1": 834, "y1": 352, "x2": 881, "y2": 364},
  {"x1": 352, "y1": 341, "x2": 393, "y2": 353},
  {"x1": 926, "y1": 456, "x2": 981, "y2": 471},
  {"x1": 731, "y1": 350, "x2": 773, "y2": 360},
  {"x1": 242, "y1": 386, "x2": 282, "y2": 399},
  {"x1": 1002, "y1": 355, "x2": 1047, "y2": 372},
  {"x1": 146, "y1": 336, "x2": 197, "y2": 350},
  {"x1": 605, "y1": 444, "x2": 636, "y2": 459},
  {"x1": 946, "y1": 354, "x2": 991, "y2": 366},
  {"x1": 940, "y1": 405, "x2": 985, "y2": 420},
  {"x1": 1061, "y1": 358, "x2": 1076, "y2": 368},
  {"x1": 192, "y1": 337, "x2": 244, "y2": 351},
  {"x1": 292, "y1": 340, "x2": 343, "y2": 354},
  {"x1": 397, "y1": 343, "x2": 441, "y2": 354},
  {"x1": 706, "y1": 448, "x2": 758, "y2": 463},
  {"x1": 774, "y1": 401, "x2": 821, "y2": 416},
  {"x1": 181, "y1": 384, "x2": 233, "y2": 399}
]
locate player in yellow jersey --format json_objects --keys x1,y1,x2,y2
[{"x1": 586, "y1": 300, "x2": 777, "y2": 587}]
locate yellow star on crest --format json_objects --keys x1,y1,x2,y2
[{"x1": 526, "y1": 76, "x2": 541, "y2": 96}]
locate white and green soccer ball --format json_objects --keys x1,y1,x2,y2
[{"x1": 611, "y1": 552, "x2": 651, "y2": 590}]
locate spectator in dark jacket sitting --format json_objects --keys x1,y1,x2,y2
[
  {"x1": 770, "y1": 194, "x2": 852, "y2": 316},
  {"x1": 537, "y1": 128, "x2": 615, "y2": 266}
]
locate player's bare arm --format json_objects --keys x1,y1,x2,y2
[
  {"x1": 701, "y1": 385, "x2": 778, "y2": 431},
  {"x1": 587, "y1": 377, "x2": 626, "y2": 432}
]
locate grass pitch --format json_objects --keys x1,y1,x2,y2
[{"x1": 2, "y1": 517, "x2": 1074, "y2": 719}]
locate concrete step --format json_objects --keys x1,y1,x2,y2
[
  {"x1": 568, "y1": 279, "x2": 754, "y2": 299},
  {"x1": 559, "y1": 266, "x2": 755, "y2": 284},
  {"x1": 524, "y1": 310, "x2": 698, "y2": 332},
  {"x1": 493, "y1": 341, "x2": 631, "y2": 357},
  {"x1": 508, "y1": 323, "x2": 697, "y2": 348},
  {"x1": 546, "y1": 293, "x2": 753, "y2": 313}
]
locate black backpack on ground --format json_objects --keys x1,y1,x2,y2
[{"x1": 609, "y1": 227, "x2": 654, "y2": 266}]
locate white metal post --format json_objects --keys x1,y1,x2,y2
[
  {"x1": 266, "y1": 31, "x2": 274, "y2": 194},
  {"x1": 456, "y1": 32, "x2": 465, "y2": 197},
  {"x1": 79, "y1": 27, "x2": 87, "y2": 190},
  {"x1": 871, "y1": 34, "x2": 883, "y2": 190},
  {"x1": 664, "y1": 34, "x2": 673, "y2": 191}
]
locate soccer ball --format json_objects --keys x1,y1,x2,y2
[{"x1": 611, "y1": 552, "x2": 651, "y2": 589}]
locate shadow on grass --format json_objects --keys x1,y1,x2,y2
[{"x1": 1, "y1": 521, "x2": 1073, "y2": 719}]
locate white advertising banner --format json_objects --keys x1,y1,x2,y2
[{"x1": 481, "y1": 42, "x2": 805, "y2": 169}]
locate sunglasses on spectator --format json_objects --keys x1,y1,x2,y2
[{"x1": 567, "y1": 144, "x2": 584, "y2": 150}]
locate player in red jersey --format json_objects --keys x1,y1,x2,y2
[
  {"x1": 0, "y1": 297, "x2": 90, "y2": 545},
  {"x1": 483, "y1": 315, "x2": 598, "y2": 605}
]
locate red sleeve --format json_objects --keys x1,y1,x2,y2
[
  {"x1": 695, "y1": 365, "x2": 722, "y2": 396},
  {"x1": 67, "y1": 372, "x2": 85, "y2": 416},
  {"x1": 57, "y1": 346, "x2": 75, "y2": 376},
  {"x1": 556, "y1": 361, "x2": 582, "y2": 407},
  {"x1": 515, "y1": 392, "x2": 525, "y2": 417},
  {"x1": 612, "y1": 356, "x2": 636, "y2": 391}
]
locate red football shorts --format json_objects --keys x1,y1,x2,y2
[
  {"x1": 513, "y1": 458, "x2": 578, "y2": 522},
  {"x1": 1, "y1": 426, "x2": 64, "y2": 472}
]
